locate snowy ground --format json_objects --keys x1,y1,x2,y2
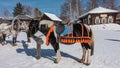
[{"x1": 0, "y1": 23, "x2": 120, "y2": 68}]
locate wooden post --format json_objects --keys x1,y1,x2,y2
[{"x1": 34, "y1": 37, "x2": 43, "y2": 59}]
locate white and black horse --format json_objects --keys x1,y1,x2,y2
[
  {"x1": 13, "y1": 18, "x2": 94, "y2": 65},
  {"x1": 46, "y1": 21, "x2": 94, "y2": 65},
  {"x1": 0, "y1": 23, "x2": 12, "y2": 45}
]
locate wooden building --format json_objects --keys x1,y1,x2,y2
[
  {"x1": 39, "y1": 13, "x2": 62, "y2": 34},
  {"x1": 79, "y1": 7, "x2": 119, "y2": 25}
]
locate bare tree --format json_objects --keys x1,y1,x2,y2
[
  {"x1": 105, "y1": 0, "x2": 116, "y2": 9},
  {"x1": 97, "y1": 0, "x2": 117, "y2": 9},
  {"x1": 60, "y1": 0, "x2": 82, "y2": 22},
  {"x1": 3, "y1": 8, "x2": 10, "y2": 18},
  {"x1": 60, "y1": 2, "x2": 70, "y2": 22},
  {"x1": 23, "y1": 5, "x2": 32, "y2": 15},
  {"x1": 34, "y1": 8, "x2": 42, "y2": 19},
  {"x1": 86, "y1": 0, "x2": 98, "y2": 11}
]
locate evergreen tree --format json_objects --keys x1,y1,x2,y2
[
  {"x1": 3, "y1": 8, "x2": 10, "y2": 18},
  {"x1": 13, "y1": 2, "x2": 23, "y2": 17}
]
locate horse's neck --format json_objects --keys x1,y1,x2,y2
[{"x1": 55, "y1": 24, "x2": 65, "y2": 35}]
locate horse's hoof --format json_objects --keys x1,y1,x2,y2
[
  {"x1": 2, "y1": 43, "x2": 7, "y2": 46},
  {"x1": 85, "y1": 63, "x2": 90, "y2": 66},
  {"x1": 54, "y1": 59, "x2": 58, "y2": 63},
  {"x1": 2, "y1": 44, "x2": 5, "y2": 46},
  {"x1": 36, "y1": 55, "x2": 41, "y2": 60},
  {"x1": 80, "y1": 59, "x2": 85, "y2": 63},
  {"x1": 54, "y1": 60, "x2": 59, "y2": 64},
  {"x1": 13, "y1": 44, "x2": 17, "y2": 46},
  {"x1": 54, "y1": 59, "x2": 60, "y2": 64}
]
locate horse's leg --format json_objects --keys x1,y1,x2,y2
[
  {"x1": 27, "y1": 31, "x2": 31, "y2": 42},
  {"x1": 86, "y1": 40, "x2": 94, "y2": 65},
  {"x1": 80, "y1": 43, "x2": 86, "y2": 63},
  {"x1": 13, "y1": 32, "x2": 18, "y2": 46},
  {"x1": 51, "y1": 42, "x2": 61, "y2": 63},
  {"x1": 86, "y1": 48, "x2": 91, "y2": 65},
  {"x1": 27, "y1": 36, "x2": 31, "y2": 42},
  {"x1": 55, "y1": 43, "x2": 61, "y2": 63},
  {"x1": 2, "y1": 34, "x2": 7, "y2": 45},
  {"x1": 56, "y1": 48, "x2": 61, "y2": 63},
  {"x1": 13, "y1": 36, "x2": 17, "y2": 46}
]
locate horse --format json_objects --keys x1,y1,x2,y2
[
  {"x1": 0, "y1": 22, "x2": 21, "y2": 46},
  {"x1": 22, "y1": 19, "x2": 94, "y2": 65},
  {"x1": 0, "y1": 23, "x2": 12, "y2": 45},
  {"x1": 11, "y1": 16, "x2": 32, "y2": 46},
  {"x1": 45, "y1": 21, "x2": 94, "y2": 65}
]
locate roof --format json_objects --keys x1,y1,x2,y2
[
  {"x1": 16, "y1": 15, "x2": 32, "y2": 20},
  {"x1": 43, "y1": 13, "x2": 62, "y2": 21},
  {"x1": 89, "y1": 7, "x2": 119, "y2": 13},
  {"x1": 79, "y1": 7, "x2": 119, "y2": 18}
]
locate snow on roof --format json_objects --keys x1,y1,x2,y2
[
  {"x1": 16, "y1": 15, "x2": 32, "y2": 20},
  {"x1": 89, "y1": 7, "x2": 119, "y2": 13},
  {"x1": 44, "y1": 13, "x2": 62, "y2": 21},
  {"x1": 79, "y1": 7, "x2": 119, "y2": 18},
  {"x1": 25, "y1": 15, "x2": 33, "y2": 18},
  {"x1": 0, "y1": 16, "x2": 3, "y2": 19}
]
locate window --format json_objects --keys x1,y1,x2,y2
[
  {"x1": 95, "y1": 16, "x2": 100, "y2": 24},
  {"x1": 108, "y1": 16, "x2": 113, "y2": 23},
  {"x1": 88, "y1": 18, "x2": 90, "y2": 25},
  {"x1": 101, "y1": 17, "x2": 107, "y2": 24}
]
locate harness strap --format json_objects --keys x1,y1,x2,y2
[
  {"x1": 84, "y1": 24, "x2": 90, "y2": 37},
  {"x1": 79, "y1": 23, "x2": 84, "y2": 37},
  {"x1": 46, "y1": 25, "x2": 54, "y2": 46}
]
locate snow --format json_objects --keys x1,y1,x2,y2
[
  {"x1": 44, "y1": 13, "x2": 62, "y2": 21},
  {"x1": 90, "y1": 23, "x2": 120, "y2": 31},
  {"x1": 79, "y1": 7, "x2": 119, "y2": 18},
  {"x1": 89, "y1": 7, "x2": 118, "y2": 14},
  {"x1": 0, "y1": 23, "x2": 120, "y2": 68}
]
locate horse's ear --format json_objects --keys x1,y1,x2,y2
[{"x1": 78, "y1": 18, "x2": 83, "y2": 23}]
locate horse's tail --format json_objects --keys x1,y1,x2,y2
[{"x1": 89, "y1": 29, "x2": 94, "y2": 56}]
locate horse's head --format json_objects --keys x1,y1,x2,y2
[
  {"x1": 54, "y1": 22, "x2": 65, "y2": 36},
  {"x1": 29, "y1": 20, "x2": 40, "y2": 35}
]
